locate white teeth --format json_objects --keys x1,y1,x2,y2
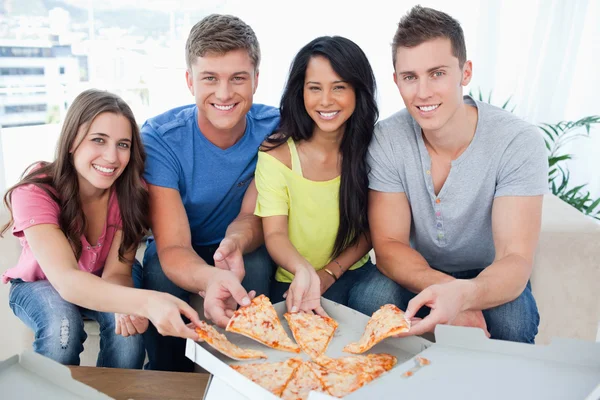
[
  {"x1": 93, "y1": 164, "x2": 115, "y2": 173},
  {"x1": 319, "y1": 111, "x2": 339, "y2": 118},
  {"x1": 418, "y1": 104, "x2": 439, "y2": 112},
  {"x1": 214, "y1": 104, "x2": 234, "y2": 111}
]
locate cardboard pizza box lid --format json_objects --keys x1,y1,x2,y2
[
  {"x1": 187, "y1": 298, "x2": 600, "y2": 400},
  {"x1": 0, "y1": 350, "x2": 112, "y2": 399}
]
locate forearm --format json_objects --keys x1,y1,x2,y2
[
  {"x1": 465, "y1": 254, "x2": 532, "y2": 310},
  {"x1": 158, "y1": 245, "x2": 218, "y2": 293},
  {"x1": 376, "y1": 240, "x2": 454, "y2": 292},
  {"x1": 102, "y1": 273, "x2": 133, "y2": 288},
  {"x1": 225, "y1": 214, "x2": 263, "y2": 254},
  {"x1": 57, "y1": 270, "x2": 152, "y2": 316},
  {"x1": 324, "y1": 234, "x2": 372, "y2": 277},
  {"x1": 265, "y1": 231, "x2": 312, "y2": 274}
]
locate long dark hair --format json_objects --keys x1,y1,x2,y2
[
  {"x1": 1, "y1": 89, "x2": 149, "y2": 264},
  {"x1": 265, "y1": 36, "x2": 378, "y2": 259}
]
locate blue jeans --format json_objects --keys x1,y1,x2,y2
[
  {"x1": 271, "y1": 260, "x2": 405, "y2": 317},
  {"x1": 393, "y1": 269, "x2": 540, "y2": 344},
  {"x1": 141, "y1": 239, "x2": 275, "y2": 371},
  {"x1": 8, "y1": 267, "x2": 145, "y2": 368}
]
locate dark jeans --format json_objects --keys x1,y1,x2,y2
[
  {"x1": 141, "y1": 238, "x2": 275, "y2": 371},
  {"x1": 394, "y1": 269, "x2": 540, "y2": 344},
  {"x1": 8, "y1": 262, "x2": 145, "y2": 368},
  {"x1": 271, "y1": 260, "x2": 405, "y2": 317}
]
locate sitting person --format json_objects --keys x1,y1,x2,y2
[
  {"x1": 368, "y1": 6, "x2": 548, "y2": 343},
  {"x1": 1, "y1": 89, "x2": 202, "y2": 368},
  {"x1": 140, "y1": 14, "x2": 280, "y2": 371},
  {"x1": 256, "y1": 36, "x2": 404, "y2": 316}
]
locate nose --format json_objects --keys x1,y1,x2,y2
[
  {"x1": 215, "y1": 81, "x2": 232, "y2": 101},
  {"x1": 103, "y1": 144, "x2": 118, "y2": 163},
  {"x1": 417, "y1": 79, "x2": 432, "y2": 99},
  {"x1": 320, "y1": 90, "x2": 334, "y2": 107}
]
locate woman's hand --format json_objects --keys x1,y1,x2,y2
[
  {"x1": 285, "y1": 265, "x2": 327, "y2": 316},
  {"x1": 114, "y1": 314, "x2": 149, "y2": 337},
  {"x1": 316, "y1": 268, "x2": 336, "y2": 295},
  {"x1": 144, "y1": 292, "x2": 202, "y2": 340}
]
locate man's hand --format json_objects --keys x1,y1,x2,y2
[
  {"x1": 115, "y1": 314, "x2": 149, "y2": 337},
  {"x1": 203, "y1": 268, "x2": 256, "y2": 328},
  {"x1": 214, "y1": 237, "x2": 245, "y2": 281},
  {"x1": 451, "y1": 310, "x2": 490, "y2": 337},
  {"x1": 404, "y1": 280, "x2": 488, "y2": 336}
]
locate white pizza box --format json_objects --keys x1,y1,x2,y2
[
  {"x1": 0, "y1": 350, "x2": 112, "y2": 399},
  {"x1": 187, "y1": 298, "x2": 600, "y2": 400}
]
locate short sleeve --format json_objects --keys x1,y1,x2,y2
[
  {"x1": 141, "y1": 121, "x2": 181, "y2": 190},
  {"x1": 10, "y1": 184, "x2": 60, "y2": 237},
  {"x1": 367, "y1": 123, "x2": 405, "y2": 193},
  {"x1": 254, "y1": 151, "x2": 290, "y2": 217},
  {"x1": 495, "y1": 127, "x2": 549, "y2": 197}
]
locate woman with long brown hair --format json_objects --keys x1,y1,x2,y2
[{"x1": 1, "y1": 89, "x2": 201, "y2": 368}]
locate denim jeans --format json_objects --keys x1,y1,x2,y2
[
  {"x1": 393, "y1": 269, "x2": 540, "y2": 344},
  {"x1": 270, "y1": 260, "x2": 405, "y2": 317},
  {"x1": 8, "y1": 265, "x2": 145, "y2": 368},
  {"x1": 141, "y1": 238, "x2": 275, "y2": 371}
]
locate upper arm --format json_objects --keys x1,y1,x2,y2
[
  {"x1": 368, "y1": 190, "x2": 412, "y2": 250},
  {"x1": 491, "y1": 195, "x2": 543, "y2": 265},
  {"x1": 254, "y1": 151, "x2": 290, "y2": 218},
  {"x1": 101, "y1": 230, "x2": 135, "y2": 279},
  {"x1": 141, "y1": 124, "x2": 181, "y2": 190},
  {"x1": 23, "y1": 224, "x2": 80, "y2": 293},
  {"x1": 147, "y1": 184, "x2": 193, "y2": 253}
]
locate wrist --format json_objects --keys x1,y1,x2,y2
[{"x1": 459, "y1": 279, "x2": 480, "y2": 311}]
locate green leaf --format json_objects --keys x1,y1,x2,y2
[
  {"x1": 587, "y1": 198, "x2": 600, "y2": 213},
  {"x1": 501, "y1": 96, "x2": 513, "y2": 110},
  {"x1": 548, "y1": 154, "x2": 571, "y2": 167}
]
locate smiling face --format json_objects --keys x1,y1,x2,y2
[
  {"x1": 186, "y1": 48, "x2": 258, "y2": 138},
  {"x1": 303, "y1": 56, "x2": 356, "y2": 137},
  {"x1": 72, "y1": 112, "x2": 132, "y2": 194},
  {"x1": 394, "y1": 37, "x2": 472, "y2": 134}
]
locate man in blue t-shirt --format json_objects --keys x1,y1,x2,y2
[{"x1": 140, "y1": 14, "x2": 280, "y2": 371}]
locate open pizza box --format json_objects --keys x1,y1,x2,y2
[
  {"x1": 186, "y1": 298, "x2": 600, "y2": 400},
  {"x1": 0, "y1": 350, "x2": 112, "y2": 399}
]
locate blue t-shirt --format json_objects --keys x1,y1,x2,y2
[{"x1": 142, "y1": 104, "x2": 280, "y2": 247}]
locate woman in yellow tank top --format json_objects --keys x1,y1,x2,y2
[{"x1": 254, "y1": 36, "x2": 405, "y2": 316}]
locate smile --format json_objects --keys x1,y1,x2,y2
[
  {"x1": 213, "y1": 103, "x2": 236, "y2": 111},
  {"x1": 318, "y1": 111, "x2": 339, "y2": 120},
  {"x1": 417, "y1": 104, "x2": 440, "y2": 112},
  {"x1": 93, "y1": 164, "x2": 116, "y2": 174}
]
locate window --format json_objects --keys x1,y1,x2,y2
[
  {"x1": 4, "y1": 104, "x2": 47, "y2": 113},
  {"x1": 0, "y1": 67, "x2": 45, "y2": 76}
]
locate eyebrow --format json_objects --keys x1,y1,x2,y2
[
  {"x1": 90, "y1": 132, "x2": 131, "y2": 143},
  {"x1": 200, "y1": 71, "x2": 251, "y2": 76},
  {"x1": 398, "y1": 65, "x2": 449, "y2": 75},
  {"x1": 305, "y1": 80, "x2": 346, "y2": 85}
]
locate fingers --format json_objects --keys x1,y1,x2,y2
[
  {"x1": 223, "y1": 279, "x2": 251, "y2": 307},
  {"x1": 131, "y1": 316, "x2": 149, "y2": 334},
  {"x1": 314, "y1": 305, "x2": 329, "y2": 318},
  {"x1": 115, "y1": 317, "x2": 122, "y2": 335},
  {"x1": 285, "y1": 288, "x2": 294, "y2": 313},
  {"x1": 404, "y1": 315, "x2": 437, "y2": 336},
  {"x1": 248, "y1": 290, "x2": 256, "y2": 300},
  {"x1": 178, "y1": 299, "x2": 203, "y2": 328},
  {"x1": 291, "y1": 287, "x2": 302, "y2": 313},
  {"x1": 214, "y1": 239, "x2": 234, "y2": 262},
  {"x1": 207, "y1": 305, "x2": 230, "y2": 328},
  {"x1": 405, "y1": 289, "x2": 434, "y2": 319},
  {"x1": 123, "y1": 315, "x2": 137, "y2": 336}
]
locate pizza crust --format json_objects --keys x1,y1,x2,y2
[{"x1": 194, "y1": 321, "x2": 267, "y2": 360}]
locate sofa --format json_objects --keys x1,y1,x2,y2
[{"x1": 1, "y1": 194, "x2": 599, "y2": 365}]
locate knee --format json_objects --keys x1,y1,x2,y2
[
  {"x1": 102, "y1": 332, "x2": 146, "y2": 369},
  {"x1": 349, "y1": 269, "x2": 412, "y2": 316},
  {"x1": 484, "y1": 294, "x2": 540, "y2": 344},
  {"x1": 35, "y1": 314, "x2": 86, "y2": 365}
]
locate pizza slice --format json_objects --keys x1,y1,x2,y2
[
  {"x1": 194, "y1": 321, "x2": 267, "y2": 360},
  {"x1": 226, "y1": 294, "x2": 300, "y2": 353},
  {"x1": 314, "y1": 353, "x2": 397, "y2": 381},
  {"x1": 284, "y1": 312, "x2": 338, "y2": 359},
  {"x1": 231, "y1": 357, "x2": 302, "y2": 397},
  {"x1": 343, "y1": 304, "x2": 411, "y2": 354},
  {"x1": 280, "y1": 361, "x2": 325, "y2": 400},
  {"x1": 305, "y1": 361, "x2": 371, "y2": 398}
]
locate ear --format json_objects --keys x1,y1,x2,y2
[
  {"x1": 185, "y1": 69, "x2": 194, "y2": 96},
  {"x1": 253, "y1": 70, "x2": 259, "y2": 94},
  {"x1": 461, "y1": 60, "x2": 473, "y2": 86},
  {"x1": 393, "y1": 71, "x2": 398, "y2": 86}
]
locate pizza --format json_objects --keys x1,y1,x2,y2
[
  {"x1": 284, "y1": 312, "x2": 338, "y2": 359},
  {"x1": 231, "y1": 358, "x2": 302, "y2": 397},
  {"x1": 226, "y1": 294, "x2": 301, "y2": 353},
  {"x1": 305, "y1": 361, "x2": 371, "y2": 398},
  {"x1": 343, "y1": 304, "x2": 411, "y2": 354},
  {"x1": 314, "y1": 353, "x2": 397, "y2": 381},
  {"x1": 194, "y1": 321, "x2": 267, "y2": 360},
  {"x1": 280, "y1": 361, "x2": 325, "y2": 400}
]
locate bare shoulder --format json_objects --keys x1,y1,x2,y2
[{"x1": 260, "y1": 135, "x2": 292, "y2": 170}]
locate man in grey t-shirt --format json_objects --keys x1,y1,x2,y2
[{"x1": 367, "y1": 6, "x2": 548, "y2": 343}]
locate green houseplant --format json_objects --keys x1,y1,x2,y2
[{"x1": 471, "y1": 89, "x2": 600, "y2": 220}]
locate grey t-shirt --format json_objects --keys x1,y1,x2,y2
[{"x1": 367, "y1": 96, "x2": 548, "y2": 273}]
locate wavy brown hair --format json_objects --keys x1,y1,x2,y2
[{"x1": 1, "y1": 89, "x2": 149, "y2": 264}]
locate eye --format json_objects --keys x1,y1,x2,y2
[
  {"x1": 118, "y1": 142, "x2": 130, "y2": 149},
  {"x1": 333, "y1": 85, "x2": 346, "y2": 91},
  {"x1": 232, "y1": 76, "x2": 246, "y2": 82},
  {"x1": 308, "y1": 86, "x2": 321, "y2": 92},
  {"x1": 432, "y1": 71, "x2": 445, "y2": 77},
  {"x1": 203, "y1": 76, "x2": 216, "y2": 82},
  {"x1": 92, "y1": 138, "x2": 105, "y2": 144},
  {"x1": 403, "y1": 75, "x2": 415, "y2": 81}
]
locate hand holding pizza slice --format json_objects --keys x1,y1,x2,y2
[
  {"x1": 343, "y1": 304, "x2": 411, "y2": 354},
  {"x1": 226, "y1": 294, "x2": 301, "y2": 353}
]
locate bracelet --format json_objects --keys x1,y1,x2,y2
[
  {"x1": 332, "y1": 259, "x2": 343, "y2": 271},
  {"x1": 322, "y1": 267, "x2": 338, "y2": 282}
]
